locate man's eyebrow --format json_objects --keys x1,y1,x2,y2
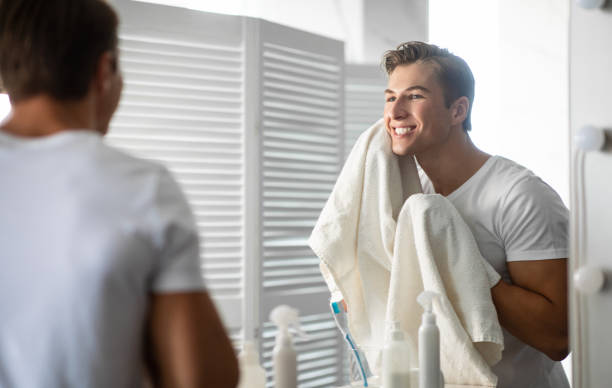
[{"x1": 384, "y1": 85, "x2": 431, "y2": 94}]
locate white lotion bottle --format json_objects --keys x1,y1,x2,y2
[
  {"x1": 237, "y1": 341, "x2": 267, "y2": 388},
  {"x1": 417, "y1": 291, "x2": 444, "y2": 388},
  {"x1": 382, "y1": 320, "x2": 415, "y2": 388},
  {"x1": 270, "y1": 305, "x2": 299, "y2": 388}
]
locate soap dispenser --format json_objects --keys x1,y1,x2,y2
[
  {"x1": 237, "y1": 340, "x2": 266, "y2": 388},
  {"x1": 382, "y1": 320, "x2": 415, "y2": 388},
  {"x1": 417, "y1": 291, "x2": 444, "y2": 388},
  {"x1": 270, "y1": 305, "x2": 301, "y2": 388}
]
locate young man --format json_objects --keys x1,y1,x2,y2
[
  {"x1": 0, "y1": 1, "x2": 238, "y2": 387},
  {"x1": 382, "y1": 42, "x2": 569, "y2": 387}
]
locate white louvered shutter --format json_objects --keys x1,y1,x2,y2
[
  {"x1": 108, "y1": 2, "x2": 346, "y2": 385},
  {"x1": 344, "y1": 64, "x2": 386, "y2": 158},
  {"x1": 255, "y1": 20, "x2": 346, "y2": 388},
  {"x1": 107, "y1": 1, "x2": 245, "y2": 339}
]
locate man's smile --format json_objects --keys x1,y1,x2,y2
[{"x1": 392, "y1": 125, "x2": 417, "y2": 136}]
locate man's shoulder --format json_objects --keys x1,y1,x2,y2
[
  {"x1": 481, "y1": 156, "x2": 541, "y2": 196},
  {"x1": 458, "y1": 156, "x2": 553, "y2": 216},
  {"x1": 488, "y1": 156, "x2": 535, "y2": 183},
  {"x1": 486, "y1": 156, "x2": 567, "y2": 224},
  {"x1": 93, "y1": 140, "x2": 169, "y2": 183},
  {"x1": 79, "y1": 140, "x2": 180, "y2": 212},
  {"x1": 490, "y1": 156, "x2": 554, "y2": 194}
]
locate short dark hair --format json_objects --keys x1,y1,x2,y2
[
  {"x1": 382, "y1": 41, "x2": 475, "y2": 131},
  {"x1": 0, "y1": 0, "x2": 119, "y2": 102}
]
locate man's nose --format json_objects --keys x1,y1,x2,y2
[{"x1": 389, "y1": 99, "x2": 408, "y2": 120}]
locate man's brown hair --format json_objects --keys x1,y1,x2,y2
[
  {"x1": 0, "y1": 0, "x2": 119, "y2": 102},
  {"x1": 382, "y1": 41, "x2": 475, "y2": 131}
]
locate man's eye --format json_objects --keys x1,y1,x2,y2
[
  {"x1": 386, "y1": 96, "x2": 396, "y2": 102},
  {"x1": 408, "y1": 94, "x2": 423, "y2": 100}
]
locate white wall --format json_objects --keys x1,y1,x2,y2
[
  {"x1": 133, "y1": 0, "x2": 428, "y2": 63},
  {"x1": 133, "y1": 0, "x2": 362, "y2": 60},
  {"x1": 250, "y1": 0, "x2": 364, "y2": 60},
  {"x1": 429, "y1": 0, "x2": 569, "y2": 205},
  {"x1": 129, "y1": 0, "x2": 251, "y2": 15},
  {"x1": 497, "y1": 0, "x2": 569, "y2": 205},
  {"x1": 363, "y1": 0, "x2": 428, "y2": 63}
]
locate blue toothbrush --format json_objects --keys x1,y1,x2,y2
[{"x1": 331, "y1": 301, "x2": 372, "y2": 387}]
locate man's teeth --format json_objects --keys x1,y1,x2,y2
[{"x1": 395, "y1": 127, "x2": 411, "y2": 135}]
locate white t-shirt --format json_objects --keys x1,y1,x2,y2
[
  {"x1": 420, "y1": 155, "x2": 570, "y2": 388},
  {"x1": 0, "y1": 130, "x2": 206, "y2": 388}
]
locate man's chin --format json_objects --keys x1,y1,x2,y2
[{"x1": 391, "y1": 145, "x2": 413, "y2": 157}]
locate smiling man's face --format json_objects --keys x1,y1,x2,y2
[{"x1": 383, "y1": 62, "x2": 454, "y2": 157}]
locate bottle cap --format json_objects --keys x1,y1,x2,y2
[
  {"x1": 270, "y1": 305, "x2": 309, "y2": 341},
  {"x1": 417, "y1": 290, "x2": 439, "y2": 313},
  {"x1": 387, "y1": 320, "x2": 405, "y2": 341}
]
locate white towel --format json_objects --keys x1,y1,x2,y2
[{"x1": 309, "y1": 119, "x2": 504, "y2": 387}]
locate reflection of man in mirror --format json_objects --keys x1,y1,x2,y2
[
  {"x1": 382, "y1": 41, "x2": 569, "y2": 388},
  {"x1": 0, "y1": 1, "x2": 238, "y2": 387}
]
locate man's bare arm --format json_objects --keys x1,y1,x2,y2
[
  {"x1": 490, "y1": 258, "x2": 568, "y2": 361},
  {"x1": 146, "y1": 291, "x2": 239, "y2": 388}
]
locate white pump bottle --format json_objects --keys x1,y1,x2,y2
[
  {"x1": 417, "y1": 291, "x2": 444, "y2": 388},
  {"x1": 237, "y1": 341, "x2": 267, "y2": 388},
  {"x1": 270, "y1": 305, "x2": 300, "y2": 388}
]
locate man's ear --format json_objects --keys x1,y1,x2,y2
[
  {"x1": 93, "y1": 51, "x2": 116, "y2": 94},
  {"x1": 450, "y1": 96, "x2": 469, "y2": 126}
]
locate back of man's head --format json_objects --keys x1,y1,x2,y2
[
  {"x1": 382, "y1": 41, "x2": 475, "y2": 131},
  {"x1": 0, "y1": 0, "x2": 119, "y2": 103}
]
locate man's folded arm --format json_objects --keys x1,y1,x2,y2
[{"x1": 491, "y1": 258, "x2": 568, "y2": 361}]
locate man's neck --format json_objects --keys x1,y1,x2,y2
[
  {"x1": 0, "y1": 94, "x2": 95, "y2": 138},
  {"x1": 416, "y1": 128, "x2": 490, "y2": 196}
]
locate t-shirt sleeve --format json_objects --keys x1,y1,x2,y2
[
  {"x1": 149, "y1": 167, "x2": 206, "y2": 292},
  {"x1": 499, "y1": 176, "x2": 569, "y2": 262}
]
